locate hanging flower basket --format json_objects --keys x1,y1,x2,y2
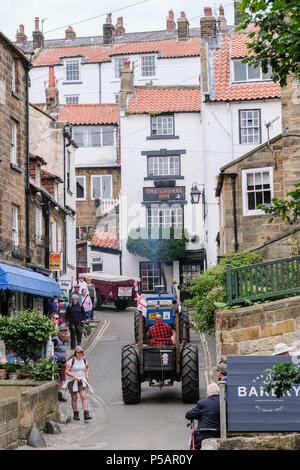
[{"x1": 94, "y1": 197, "x2": 101, "y2": 208}]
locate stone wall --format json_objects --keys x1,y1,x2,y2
[
  {"x1": 0, "y1": 397, "x2": 18, "y2": 449},
  {"x1": 202, "y1": 433, "x2": 300, "y2": 450},
  {"x1": 215, "y1": 295, "x2": 300, "y2": 359},
  {"x1": 0, "y1": 380, "x2": 58, "y2": 447}
]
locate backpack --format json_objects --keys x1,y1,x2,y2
[{"x1": 70, "y1": 356, "x2": 87, "y2": 368}]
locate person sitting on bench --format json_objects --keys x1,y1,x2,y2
[{"x1": 146, "y1": 313, "x2": 175, "y2": 346}]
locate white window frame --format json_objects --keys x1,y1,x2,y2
[
  {"x1": 57, "y1": 224, "x2": 62, "y2": 252},
  {"x1": 65, "y1": 59, "x2": 80, "y2": 82},
  {"x1": 114, "y1": 57, "x2": 129, "y2": 79},
  {"x1": 76, "y1": 175, "x2": 86, "y2": 201},
  {"x1": 91, "y1": 256, "x2": 103, "y2": 272},
  {"x1": 140, "y1": 55, "x2": 156, "y2": 78},
  {"x1": 51, "y1": 220, "x2": 57, "y2": 252},
  {"x1": 12, "y1": 205, "x2": 19, "y2": 248},
  {"x1": 35, "y1": 165, "x2": 41, "y2": 187},
  {"x1": 10, "y1": 120, "x2": 17, "y2": 165},
  {"x1": 65, "y1": 95, "x2": 79, "y2": 104},
  {"x1": 72, "y1": 126, "x2": 115, "y2": 148},
  {"x1": 53, "y1": 182, "x2": 58, "y2": 201},
  {"x1": 232, "y1": 60, "x2": 272, "y2": 83},
  {"x1": 242, "y1": 167, "x2": 274, "y2": 216},
  {"x1": 90, "y1": 175, "x2": 113, "y2": 200},
  {"x1": 147, "y1": 204, "x2": 183, "y2": 228},
  {"x1": 239, "y1": 109, "x2": 261, "y2": 144},
  {"x1": 151, "y1": 115, "x2": 174, "y2": 136},
  {"x1": 140, "y1": 261, "x2": 161, "y2": 293},
  {"x1": 36, "y1": 208, "x2": 43, "y2": 244},
  {"x1": 12, "y1": 60, "x2": 16, "y2": 92},
  {"x1": 148, "y1": 155, "x2": 180, "y2": 177}
]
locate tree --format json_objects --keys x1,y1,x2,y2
[
  {"x1": 237, "y1": 0, "x2": 300, "y2": 86},
  {"x1": 264, "y1": 362, "x2": 300, "y2": 398},
  {"x1": 126, "y1": 226, "x2": 189, "y2": 287},
  {"x1": 258, "y1": 183, "x2": 300, "y2": 224}
]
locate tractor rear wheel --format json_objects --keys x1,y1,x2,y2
[
  {"x1": 121, "y1": 344, "x2": 141, "y2": 404},
  {"x1": 134, "y1": 311, "x2": 147, "y2": 343},
  {"x1": 179, "y1": 309, "x2": 190, "y2": 343},
  {"x1": 181, "y1": 343, "x2": 199, "y2": 403}
]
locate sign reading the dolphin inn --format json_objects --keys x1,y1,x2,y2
[
  {"x1": 227, "y1": 356, "x2": 300, "y2": 432},
  {"x1": 143, "y1": 186, "x2": 185, "y2": 202}
]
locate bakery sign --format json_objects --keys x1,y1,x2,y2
[
  {"x1": 227, "y1": 356, "x2": 300, "y2": 432},
  {"x1": 143, "y1": 186, "x2": 185, "y2": 202}
]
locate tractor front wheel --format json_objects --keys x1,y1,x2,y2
[{"x1": 121, "y1": 344, "x2": 141, "y2": 404}]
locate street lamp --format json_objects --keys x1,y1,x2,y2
[{"x1": 190, "y1": 183, "x2": 206, "y2": 219}]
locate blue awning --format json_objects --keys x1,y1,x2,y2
[{"x1": 0, "y1": 263, "x2": 62, "y2": 298}]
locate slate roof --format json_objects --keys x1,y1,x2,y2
[{"x1": 127, "y1": 86, "x2": 201, "y2": 113}]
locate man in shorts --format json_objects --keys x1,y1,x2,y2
[{"x1": 52, "y1": 324, "x2": 68, "y2": 402}]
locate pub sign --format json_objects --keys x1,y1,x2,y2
[
  {"x1": 143, "y1": 186, "x2": 185, "y2": 202},
  {"x1": 227, "y1": 356, "x2": 300, "y2": 432}
]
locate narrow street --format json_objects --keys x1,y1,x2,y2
[{"x1": 34, "y1": 306, "x2": 216, "y2": 451}]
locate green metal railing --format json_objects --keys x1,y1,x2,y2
[{"x1": 226, "y1": 255, "x2": 300, "y2": 306}]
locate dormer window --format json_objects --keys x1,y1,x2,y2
[
  {"x1": 65, "y1": 59, "x2": 80, "y2": 82},
  {"x1": 233, "y1": 60, "x2": 272, "y2": 83},
  {"x1": 141, "y1": 55, "x2": 156, "y2": 78}
]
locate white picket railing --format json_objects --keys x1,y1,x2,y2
[{"x1": 96, "y1": 198, "x2": 119, "y2": 217}]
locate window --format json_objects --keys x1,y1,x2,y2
[
  {"x1": 10, "y1": 120, "x2": 17, "y2": 164},
  {"x1": 91, "y1": 175, "x2": 112, "y2": 199},
  {"x1": 114, "y1": 93, "x2": 119, "y2": 104},
  {"x1": 54, "y1": 182, "x2": 58, "y2": 201},
  {"x1": 67, "y1": 150, "x2": 71, "y2": 191},
  {"x1": 36, "y1": 208, "x2": 42, "y2": 244},
  {"x1": 140, "y1": 262, "x2": 160, "y2": 292},
  {"x1": 92, "y1": 257, "x2": 103, "y2": 272},
  {"x1": 141, "y1": 55, "x2": 156, "y2": 77},
  {"x1": 151, "y1": 115, "x2": 174, "y2": 136},
  {"x1": 147, "y1": 204, "x2": 183, "y2": 228},
  {"x1": 57, "y1": 224, "x2": 62, "y2": 252},
  {"x1": 148, "y1": 156, "x2": 180, "y2": 177},
  {"x1": 242, "y1": 167, "x2": 273, "y2": 216},
  {"x1": 76, "y1": 226, "x2": 93, "y2": 241},
  {"x1": 65, "y1": 95, "x2": 79, "y2": 104},
  {"x1": 239, "y1": 109, "x2": 261, "y2": 144},
  {"x1": 12, "y1": 205, "x2": 19, "y2": 248},
  {"x1": 114, "y1": 57, "x2": 129, "y2": 79},
  {"x1": 35, "y1": 165, "x2": 41, "y2": 187},
  {"x1": 72, "y1": 126, "x2": 115, "y2": 147},
  {"x1": 233, "y1": 60, "x2": 272, "y2": 82},
  {"x1": 76, "y1": 176, "x2": 86, "y2": 200},
  {"x1": 12, "y1": 60, "x2": 16, "y2": 92},
  {"x1": 51, "y1": 220, "x2": 57, "y2": 252},
  {"x1": 65, "y1": 59, "x2": 80, "y2": 82}
]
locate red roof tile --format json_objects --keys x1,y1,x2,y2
[
  {"x1": 56, "y1": 104, "x2": 119, "y2": 125},
  {"x1": 127, "y1": 87, "x2": 201, "y2": 113},
  {"x1": 33, "y1": 38, "x2": 200, "y2": 66},
  {"x1": 91, "y1": 231, "x2": 119, "y2": 250},
  {"x1": 213, "y1": 35, "x2": 281, "y2": 102}
]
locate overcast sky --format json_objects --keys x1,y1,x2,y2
[{"x1": 2, "y1": 0, "x2": 235, "y2": 42}]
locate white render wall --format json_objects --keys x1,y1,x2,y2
[
  {"x1": 120, "y1": 111, "x2": 205, "y2": 282},
  {"x1": 202, "y1": 98, "x2": 282, "y2": 266},
  {"x1": 29, "y1": 56, "x2": 200, "y2": 105},
  {"x1": 88, "y1": 247, "x2": 120, "y2": 275}
]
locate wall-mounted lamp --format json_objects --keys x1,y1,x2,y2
[{"x1": 190, "y1": 182, "x2": 207, "y2": 219}]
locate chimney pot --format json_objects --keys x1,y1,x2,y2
[
  {"x1": 200, "y1": 7, "x2": 217, "y2": 38},
  {"x1": 46, "y1": 66, "x2": 59, "y2": 113},
  {"x1": 180, "y1": 11, "x2": 185, "y2": 18},
  {"x1": 115, "y1": 16, "x2": 125, "y2": 37},
  {"x1": 33, "y1": 17, "x2": 44, "y2": 49},
  {"x1": 169, "y1": 10, "x2": 174, "y2": 20},
  {"x1": 65, "y1": 25, "x2": 76, "y2": 40},
  {"x1": 117, "y1": 17, "x2": 123, "y2": 25},
  {"x1": 106, "y1": 13, "x2": 112, "y2": 24},
  {"x1": 16, "y1": 25, "x2": 27, "y2": 44},
  {"x1": 35, "y1": 17, "x2": 40, "y2": 31},
  {"x1": 166, "y1": 9, "x2": 176, "y2": 33},
  {"x1": 219, "y1": 5, "x2": 225, "y2": 16},
  {"x1": 103, "y1": 14, "x2": 115, "y2": 45},
  {"x1": 204, "y1": 7, "x2": 212, "y2": 16},
  {"x1": 20, "y1": 24, "x2": 25, "y2": 33},
  {"x1": 124, "y1": 59, "x2": 130, "y2": 69},
  {"x1": 177, "y1": 12, "x2": 189, "y2": 41}
]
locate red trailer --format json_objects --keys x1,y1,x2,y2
[{"x1": 81, "y1": 272, "x2": 140, "y2": 310}]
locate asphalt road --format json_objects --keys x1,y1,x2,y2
[{"x1": 36, "y1": 306, "x2": 217, "y2": 451}]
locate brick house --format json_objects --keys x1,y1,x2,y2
[{"x1": 216, "y1": 75, "x2": 300, "y2": 260}]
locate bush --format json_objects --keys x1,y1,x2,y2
[
  {"x1": 31, "y1": 356, "x2": 60, "y2": 381},
  {"x1": 0, "y1": 310, "x2": 55, "y2": 363},
  {"x1": 183, "y1": 251, "x2": 262, "y2": 333}
]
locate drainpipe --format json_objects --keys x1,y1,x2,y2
[
  {"x1": 99, "y1": 63, "x2": 102, "y2": 103},
  {"x1": 229, "y1": 173, "x2": 239, "y2": 252},
  {"x1": 25, "y1": 68, "x2": 31, "y2": 263}
]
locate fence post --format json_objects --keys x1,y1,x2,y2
[
  {"x1": 226, "y1": 259, "x2": 233, "y2": 306},
  {"x1": 219, "y1": 381, "x2": 227, "y2": 439}
]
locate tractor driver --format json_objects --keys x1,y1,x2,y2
[{"x1": 146, "y1": 313, "x2": 176, "y2": 346}]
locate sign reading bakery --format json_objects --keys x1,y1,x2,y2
[
  {"x1": 143, "y1": 186, "x2": 185, "y2": 202},
  {"x1": 227, "y1": 356, "x2": 300, "y2": 432}
]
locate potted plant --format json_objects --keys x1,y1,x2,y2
[
  {"x1": 94, "y1": 196, "x2": 101, "y2": 208},
  {"x1": 19, "y1": 363, "x2": 35, "y2": 379},
  {"x1": 1, "y1": 362, "x2": 18, "y2": 379}
]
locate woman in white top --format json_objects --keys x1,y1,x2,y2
[
  {"x1": 65, "y1": 346, "x2": 92, "y2": 421},
  {"x1": 81, "y1": 288, "x2": 93, "y2": 321}
]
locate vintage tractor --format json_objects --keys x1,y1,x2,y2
[{"x1": 121, "y1": 284, "x2": 199, "y2": 404}]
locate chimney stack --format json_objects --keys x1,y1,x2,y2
[
  {"x1": 177, "y1": 11, "x2": 189, "y2": 41},
  {"x1": 218, "y1": 5, "x2": 227, "y2": 30},
  {"x1": 45, "y1": 66, "x2": 59, "y2": 115},
  {"x1": 65, "y1": 25, "x2": 76, "y2": 40},
  {"x1": 32, "y1": 17, "x2": 44, "y2": 50},
  {"x1": 234, "y1": 0, "x2": 244, "y2": 26},
  {"x1": 200, "y1": 7, "x2": 217, "y2": 38},
  {"x1": 115, "y1": 17, "x2": 125, "y2": 37},
  {"x1": 166, "y1": 10, "x2": 176, "y2": 34},
  {"x1": 103, "y1": 13, "x2": 115, "y2": 45},
  {"x1": 119, "y1": 60, "x2": 134, "y2": 109},
  {"x1": 16, "y1": 24, "x2": 27, "y2": 44}
]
